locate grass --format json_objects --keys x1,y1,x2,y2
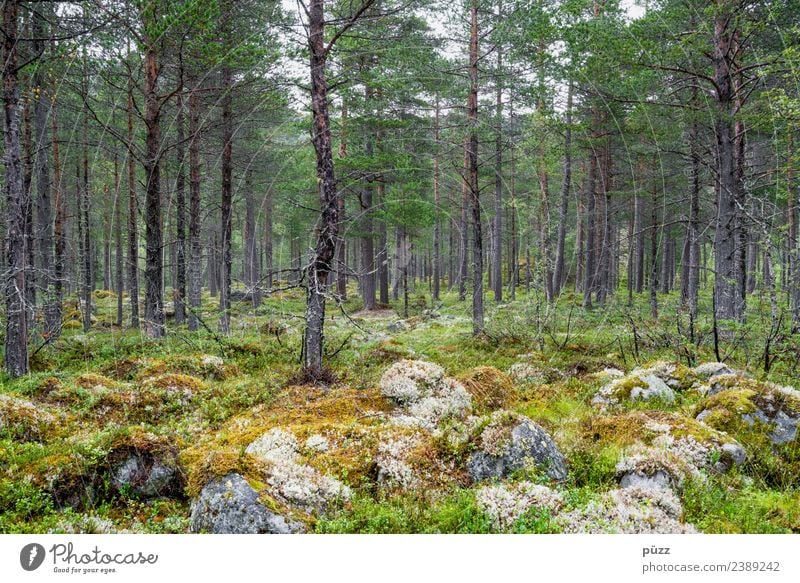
[{"x1": 0, "y1": 282, "x2": 799, "y2": 533}]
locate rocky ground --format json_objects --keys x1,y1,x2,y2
[{"x1": 1, "y1": 294, "x2": 799, "y2": 534}]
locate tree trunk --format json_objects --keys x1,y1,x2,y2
[
  {"x1": 3, "y1": 0, "x2": 28, "y2": 376},
  {"x1": 32, "y1": 7, "x2": 55, "y2": 338},
  {"x1": 492, "y1": 40, "x2": 503, "y2": 303},
  {"x1": 127, "y1": 57, "x2": 140, "y2": 328},
  {"x1": 49, "y1": 87, "x2": 65, "y2": 339},
  {"x1": 113, "y1": 149, "x2": 123, "y2": 326},
  {"x1": 188, "y1": 76, "x2": 202, "y2": 331},
  {"x1": 81, "y1": 57, "x2": 92, "y2": 333},
  {"x1": 219, "y1": 58, "x2": 233, "y2": 335},
  {"x1": 468, "y1": 0, "x2": 483, "y2": 333},
  {"x1": 712, "y1": 11, "x2": 742, "y2": 322},
  {"x1": 432, "y1": 95, "x2": 441, "y2": 302},
  {"x1": 303, "y1": 0, "x2": 342, "y2": 377},
  {"x1": 583, "y1": 152, "x2": 597, "y2": 308},
  {"x1": 175, "y1": 89, "x2": 187, "y2": 324},
  {"x1": 143, "y1": 43, "x2": 165, "y2": 338},
  {"x1": 553, "y1": 81, "x2": 572, "y2": 296}
]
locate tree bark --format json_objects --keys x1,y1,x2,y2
[
  {"x1": 219, "y1": 58, "x2": 233, "y2": 335},
  {"x1": 492, "y1": 39, "x2": 503, "y2": 303},
  {"x1": 712, "y1": 9, "x2": 743, "y2": 322},
  {"x1": 432, "y1": 95, "x2": 441, "y2": 302},
  {"x1": 553, "y1": 81, "x2": 572, "y2": 296},
  {"x1": 188, "y1": 75, "x2": 202, "y2": 331},
  {"x1": 468, "y1": 0, "x2": 483, "y2": 333},
  {"x1": 127, "y1": 55, "x2": 140, "y2": 328},
  {"x1": 143, "y1": 41, "x2": 165, "y2": 338},
  {"x1": 175, "y1": 88, "x2": 186, "y2": 324},
  {"x1": 303, "y1": 0, "x2": 346, "y2": 377},
  {"x1": 3, "y1": 0, "x2": 28, "y2": 376}
]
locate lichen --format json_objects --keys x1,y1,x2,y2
[
  {"x1": 476, "y1": 482, "x2": 563, "y2": 531},
  {"x1": 556, "y1": 485, "x2": 695, "y2": 534}
]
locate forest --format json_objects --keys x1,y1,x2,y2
[{"x1": 1, "y1": 0, "x2": 799, "y2": 535}]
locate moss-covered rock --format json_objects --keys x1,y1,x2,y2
[
  {"x1": 592, "y1": 373, "x2": 675, "y2": 408},
  {"x1": 468, "y1": 410, "x2": 568, "y2": 483},
  {"x1": 695, "y1": 381, "x2": 800, "y2": 445}
]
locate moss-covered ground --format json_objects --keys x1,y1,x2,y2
[{"x1": 1, "y1": 284, "x2": 799, "y2": 533}]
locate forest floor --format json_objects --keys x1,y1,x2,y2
[{"x1": 1, "y1": 284, "x2": 799, "y2": 534}]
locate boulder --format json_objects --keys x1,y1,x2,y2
[
  {"x1": 692, "y1": 362, "x2": 735, "y2": 380},
  {"x1": 111, "y1": 453, "x2": 180, "y2": 498},
  {"x1": 592, "y1": 373, "x2": 675, "y2": 408},
  {"x1": 468, "y1": 411, "x2": 568, "y2": 483},
  {"x1": 695, "y1": 383, "x2": 800, "y2": 445},
  {"x1": 190, "y1": 473, "x2": 303, "y2": 534}
]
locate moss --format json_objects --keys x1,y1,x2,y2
[
  {"x1": 0, "y1": 394, "x2": 60, "y2": 442},
  {"x1": 75, "y1": 373, "x2": 118, "y2": 389},
  {"x1": 458, "y1": 366, "x2": 518, "y2": 413},
  {"x1": 584, "y1": 410, "x2": 735, "y2": 449},
  {"x1": 141, "y1": 373, "x2": 205, "y2": 393},
  {"x1": 609, "y1": 375, "x2": 648, "y2": 400}
]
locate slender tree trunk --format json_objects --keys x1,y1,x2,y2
[
  {"x1": 553, "y1": 81, "x2": 572, "y2": 296},
  {"x1": 3, "y1": 0, "x2": 28, "y2": 376},
  {"x1": 378, "y1": 181, "x2": 389, "y2": 305},
  {"x1": 175, "y1": 89, "x2": 186, "y2": 324},
  {"x1": 114, "y1": 151, "x2": 123, "y2": 327},
  {"x1": 32, "y1": 7, "x2": 55, "y2": 337},
  {"x1": 712, "y1": 10, "x2": 742, "y2": 322},
  {"x1": 23, "y1": 96, "x2": 35, "y2": 326},
  {"x1": 650, "y1": 179, "x2": 659, "y2": 319},
  {"x1": 432, "y1": 95, "x2": 441, "y2": 302},
  {"x1": 468, "y1": 0, "x2": 483, "y2": 333},
  {"x1": 127, "y1": 57, "x2": 140, "y2": 328},
  {"x1": 243, "y1": 169, "x2": 260, "y2": 307},
  {"x1": 459, "y1": 138, "x2": 469, "y2": 302},
  {"x1": 583, "y1": 152, "x2": 597, "y2": 308},
  {"x1": 303, "y1": 0, "x2": 343, "y2": 377},
  {"x1": 49, "y1": 88, "x2": 65, "y2": 339},
  {"x1": 264, "y1": 187, "x2": 273, "y2": 291},
  {"x1": 81, "y1": 56, "x2": 92, "y2": 333},
  {"x1": 492, "y1": 39, "x2": 503, "y2": 303},
  {"x1": 634, "y1": 162, "x2": 645, "y2": 293},
  {"x1": 219, "y1": 58, "x2": 233, "y2": 335},
  {"x1": 143, "y1": 42, "x2": 165, "y2": 338},
  {"x1": 188, "y1": 76, "x2": 202, "y2": 331},
  {"x1": 789, "y1": 129, "x2": 799, "y2": 330}
]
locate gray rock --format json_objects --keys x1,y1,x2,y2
[
  {"x1": 387, "y1": 320, "x2": 407, "y2": 332},
  {"x1": 189, "y1": 473, "x2": 303, "y2": 534},
  {"x1": 619, "y1": 470, "x2": 672, "y2": 491},
  {"x1": 592, "y1": 373, "x2": 675, "y2": 408},
  {"x1": 742, "y1": 409, "x2": 798, "y2": 444},
  {"x1": 468, "y1": 415, "x2": 568, "y2": 483},
  {"x1": 719, "y1": 442, "x2": 746, "y2": 468},
  {"x1": 692, "y1": 362, "x2": 735, "y2": 380},
  {"x1": 630, "y1": 374, "x2": 675, "y2": 402},
  {"x1": 111, "y1": 453, "x2": 179, "y2": 498}
]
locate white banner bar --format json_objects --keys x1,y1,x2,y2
[{"x1": 2, "y1": 534, "x2": 797, "y2": 582}]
